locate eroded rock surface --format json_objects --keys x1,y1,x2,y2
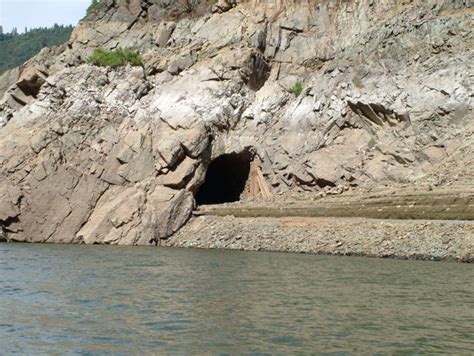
[{"x1": 0, "y1": 0, "x2": 472, "y2": 244}]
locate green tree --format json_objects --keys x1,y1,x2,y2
[{"x1": 0, "y1": 25, "x2": 74, "y2": 75}]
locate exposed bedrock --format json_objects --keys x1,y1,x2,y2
[{"x1": 0, "y1": 0, "x2": 472, "y2": 244}]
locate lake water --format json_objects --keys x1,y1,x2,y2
[{"x1": 1, "y1": 244, "x2": 473, "y2": 354}]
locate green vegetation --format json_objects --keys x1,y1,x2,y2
[
  {"x1": 288, "y1": 81, "x2": 303, "y2": 96},
  {"x1": 87, "y1": 48, "x2": 143, "y2": 68},
  {"x1": 0, "y1": 25, "x2": 73, "y2": 75},
  {"x1": 86, "y1": 0, "x2": 99, "y2": 16},
  {"x1": 178, "y1": 0, "x2": 200, "y2": 13}
]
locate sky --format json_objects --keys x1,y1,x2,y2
[{"x1": 0, "y1": 0, "x2": 91, "y2": 33}]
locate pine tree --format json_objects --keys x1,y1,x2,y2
[{"x1": 0, "y1": 24, "x2": 73, "y2": 74}]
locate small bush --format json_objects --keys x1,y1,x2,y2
[
  {"x1": 86, "y1": 0, "x2": 99, "y2": 16},
  {"x1": 288, "y1": 81, "x2": 303, "y2": 96},
  {"x1": 178, "y1": 0, "x2": 200, "y2": 13},
  {"x1": 87, "y1": 48, "x2": 143, "y2": 68}
]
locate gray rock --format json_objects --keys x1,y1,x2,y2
[{"x1": 0, "y1": 0, "x2": 472, "y2": 245}]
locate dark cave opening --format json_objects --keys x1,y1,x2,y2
[{"x1": 195, "y1": 151, "x2": 252, "y2": 205}]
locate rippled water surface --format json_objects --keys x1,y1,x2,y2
[{"x1": 1, "y1": 244, "x2": 473, "y2": 354}]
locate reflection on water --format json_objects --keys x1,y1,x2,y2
[{"x1": 1, "y1": 244, "x2": 473, "y2": 353}]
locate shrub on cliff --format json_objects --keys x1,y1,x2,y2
[
  {"x1": 87, "y1": 48, "x2": 143, "y2": 68},
  {"x1": 86, "y1": 0, "x2": 99, "y2": 16},
  {"x1": 178, "y1": 0, "x2": 200, "y2": 12},
  {"x1": 288, "y1": 81, "x2": 303, "y2": 97}
]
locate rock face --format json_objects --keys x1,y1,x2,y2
[{"x1": 0, "y1": 0, "x2": 472, "y2": 244}]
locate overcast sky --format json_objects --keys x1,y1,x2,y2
[{"x1": 0, "y1": 0, "x2": 90, "y2": 33}]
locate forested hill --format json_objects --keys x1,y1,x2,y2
[{"x1": 0, "y1": 24, "x2": 74, "y2": 75}]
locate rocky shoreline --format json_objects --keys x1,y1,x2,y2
[
  {"x1": 2, "y1": 214, "x2": 471, "y2": 262},
  {"x1": 166, "y1": 215, "x2": 473, "y2": 263},
  {"x1": 2, "y1": 185, "x2": 472, "y2": 263},
  {"x1": 166, "y1": 187, "x2": 474, "y2": 262}
]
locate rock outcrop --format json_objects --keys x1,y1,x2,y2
[{"x1": 0, "y1": 0, "x2": 472, "y2": 244}]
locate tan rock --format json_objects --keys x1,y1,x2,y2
[
  {"x1": 0, "y1": 182, "x2": 22, "y2": 221},
  {"x1": 0, "y1": 0, "x2": 472, "y2": 245},
  {"x1": 143, "y1": 186, "x2": 194, "y2": 241},
  {"x1": 158, "y1": 156, "x2": 198, "y2": 189},
  {"x1": 76, "y1": 186, "x2": 146, "y2": 244}
]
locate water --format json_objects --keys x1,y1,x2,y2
[{"x1": 1, "y1": 244, "x2": 473, "y2": 354}]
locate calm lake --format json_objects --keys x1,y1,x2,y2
[{"x1": 1, "y1": 243, "x2": 473, "y2": 354}]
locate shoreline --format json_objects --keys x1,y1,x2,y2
[
  {"x1": 165, "y1": 215, "x2": 474, "y2": 263},
  {"x1": 2, "y1": 187, "x2": 472, "y2": 262},
  {"x1": 166, "y1": 187, "x2": 473, "y2": 263},
  {"x1": 2, "y1": 217, "x2": 472, "y2": 263}
]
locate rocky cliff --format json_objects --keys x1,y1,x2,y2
[{"x1": 0, "y1": 0, "x2": 472, "y2": 245}]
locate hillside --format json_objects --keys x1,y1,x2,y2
[
  {"x1": 0, "y1": 0, "x2": 472, "y2": 254},
  {"x1": 0, "y1": 25, "x2": 73, "y2": 75}
]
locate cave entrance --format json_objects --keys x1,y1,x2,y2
[{"x1": 195, "y1": 151, "x2": 252, "y2": 205}]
